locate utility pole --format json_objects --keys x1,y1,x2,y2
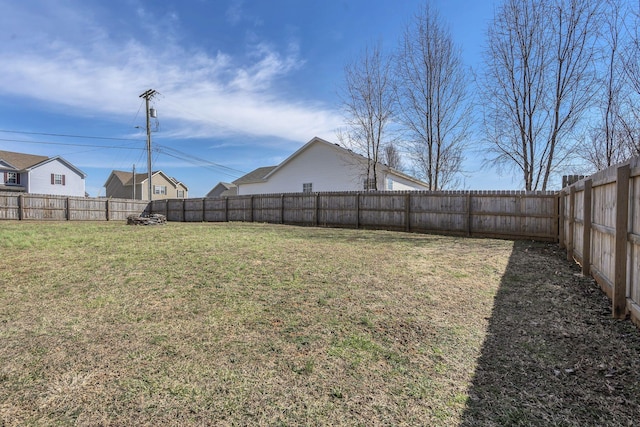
[
  {"x1": 132, "y1": 164, "x2": 136, "y2": 200},
  {"x1": 139, "y1": 89, "x2": 158, "y2": 201}
]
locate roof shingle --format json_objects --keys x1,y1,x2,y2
[
  {"x1": 0, "y1": 150, "x2": 49, "y2": 170},
  {"x1": 233, "y1": 166, "x2": 277, "y2": 185}
]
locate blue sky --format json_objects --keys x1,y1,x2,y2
[{"x1": 0, "y1": 0, "x2": 504, "y2": 197}]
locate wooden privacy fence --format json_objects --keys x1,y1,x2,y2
[
  {"x1": 0, "y1": 192, "x2": 149, "y2": 221},
  {"x1": 560, "y1": 156, "x2": 640, "y2": 327},
  {"x1": 149, "y1": 190, "x2": 559, "y2": 241}
]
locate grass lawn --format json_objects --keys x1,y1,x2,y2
[{"x1": 0, "y1": 221, "x2": 639, "y2": 426}]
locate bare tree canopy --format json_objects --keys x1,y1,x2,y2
[
  {"x1": 584, "y1": 0, "x2": 639, "y2": 171},
  {"x1": 339, "y1": 44, "x2": 395, "y2": 191},
  {"x1": 395, "y1": 1, "x2": 470, "y2": 190},
  {"x1": 480, "y1": 0, "x2": 601, "y2": 190},
  {"x1": 383, "y1": 143, "x2": 403, "y2": 171},
  {"x1": 620, "y1": 1, "x2": 640, "y2": 159}
]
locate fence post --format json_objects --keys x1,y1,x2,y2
[
  {"x1": 355, "y1": 193, "x2": 360, "y2": 229},
  {"x1": 613, "y1": 164, "x2": 630, "y2": 318},
  {"x1": 315, "y1": 193, "x2": 320, "y2": 226},
  {"x1": 18, "y1": 193, "x2": 24, "y2": 220},
  {"x1": 202, "y1": 198, "x2": 206, "y2": 222},
  {"x1": 466, "y1": 193, "x2": 472, "y2": 237},
  {"x1": 553, "y1": 193, "x2": 560, "y2": 243},
  {"x1": 558, "y1": 191, "x2": 565, "y2": 248},
  {"x1": 582, "y1": 179, "x2": 592, "y2": 276},
  {"x1": 106, "y1": 199, "x2": 110, "y2": 221},
  {"x1": 66, "y1": 197, "x2": 71, "y2": 221},
  {"x1": 280, "y1": 194, "x2": 284, "y2": 224},
  {"x1": 250, "y1": 195, "x2": 254, "y2": 223},
  {"x1": 567, "y1": 186, "x2": 576, "y2": 262},
  {"x1": 405, "y1": 193, "x2": 411, "y2": 232}
]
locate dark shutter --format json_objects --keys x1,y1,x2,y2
[
  {"x1": 62, "y1": 175, "x2": 66, "y2": 186},
  {"x1": 51, "y1": 173, "x2": 55, "y2": 184},
  {"x1": 16, "y1": 174, "x2": 20, "y2": 184},
  {"x1": 3, "y1": 172, "x2": 6, "y2": 182}
]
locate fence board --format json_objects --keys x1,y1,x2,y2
[
  {"x1": 20, "y1": 194, "x2": 67, "y2": 220},
  {"x1": 109, "y1": 199, "x2": 150, "y2": 220},
  {"x1": 227, "y1": 196, "x2": 252, "y2": 222},
  {"x1": 318, "y1": 193, "x2": 358, "y2": 227},
  {"x1": 184, "y1": 199, "x2": 204, "y2": 222},
  {"x1": 68, "y1": 198, "x2": 107, "y2": 221},
  {"x1": 203, "y1": 198, "x2": 227, "y2": 222},
  {"x1": 0, "y1": 193, "x2": 19, "y2": 219}
]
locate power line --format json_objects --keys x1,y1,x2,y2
[
  {"x1": 0, "y1": 129, "x2": 247, "y2": 179},
  {"x1": 155, "y1": 143, "x2": 246, "y2": 175},
  {"x1": 0, "y1": 137, "x2": 142, "y2": 149},
  {"x1": 154, "y1": 144, "x2": 245, "y2": 178},
  {"x1": 0, "y1": 129, "x2": 143, "y2": 142}
]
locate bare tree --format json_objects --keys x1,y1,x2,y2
[
  {"x1": 624, "y1": 2, "x2": 640, "y2": 100},
  {"x1": 339, "y1": 44, "x2": 395, "y2": 190},
  {"x1": 584, "y1": 0, "x2": 637, "y2": 170},
  {"x1": 621, "y1": 2, "x2": 640, "y2": 157},
  {"x1": 480, "y1": 0, "x2": 601, "y2": 190},
  {"x1": 383, "y1": 143, "x2": 403, "y2": 170},
  {"x1": 395, "y1": 2, "x2": 470, "y2": 190}
]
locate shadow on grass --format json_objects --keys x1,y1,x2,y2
[{"x1": 461, "y1": 240, "x2": 640, "y2": 426}]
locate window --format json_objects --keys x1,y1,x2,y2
[
  {"x1": 302, "y1": 183, "x2": 313, "y2": 193},
  {"x1": 387, "y1": 178, "x2": 393, "y2": 190},
  {"x1": 177, "y1": 190, "x2": 184, "y2": 198},
  {"x1": 154, "y1": 185, "x2": 167, "y2": 195},
  {"x1": 50, "y1": 173, "x2": 65, "y2": 185},
  {"x1": 5, "y1": 172, "x2": 18, "y2": 184},
  {"x1": 364, "y1": 178, "x2": 376, "y2": 191}
]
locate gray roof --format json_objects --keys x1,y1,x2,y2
[
  {"x1": 206, "y1": 182, "x2": 238, "y2": 197},
  {"x1": 108, "y1": 170, "x2": 189, "y2": 190},
  {"x1": 233, "y1": 166, "x2": 277, "y2": 185},
  {"x1": 0, "y1": 149, "x2": 86, "y2": 178},
  {"x1": 111, "y1": 170, "x2": 167, "y2": 185},
  {"x1": 0, "y1": 150, "x2": 49, "y2": 170}
]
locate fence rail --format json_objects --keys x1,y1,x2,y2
[
  {"x1": 0, "y1": 192, "x2": 149, "y2": 221},
  {"x1": 560, "y1": 156, "x2": 640, "y2": 327},
  {"x1": 149, "y1": 190, "x2": 559, "y2": 241}
]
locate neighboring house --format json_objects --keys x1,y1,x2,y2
[
  {"x1": 206, "y1": 182, "x2": 237, "y2": 198},
  {"x1": 233, "y1": 137, "x2": 430, "y2": 195},
  {"x1": 0, "y1": 149, "x2": 86, "y2": 197},
  {"x1": 104, "y1": 170, "x2": 189, "y2": 200}
]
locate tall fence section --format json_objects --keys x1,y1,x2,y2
[
  {"x1": 560, "y1": 157, "x2": 640, "y2": 327},
  {"x1": 0, "y1": 192, "x2": 149, "y2": 221},
  {"x1": 147, "y1": 191, "x2": 558, "y2": 241}
]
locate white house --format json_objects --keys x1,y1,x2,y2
[
  {"x1": 233, "y1": 137, "x2": 430, "y2": 195},
  {"x1": 0, "y1": 150, "x2": 86, "y2": 197}
]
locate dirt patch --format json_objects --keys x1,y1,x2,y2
[{"x1": 461, "y1": 241, "x2": 640, "y2": 426}]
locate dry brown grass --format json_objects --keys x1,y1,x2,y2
[{"x1": 0, "y1": 221, "x2": 638, "y2": 426}]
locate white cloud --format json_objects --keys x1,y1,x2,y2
[{"x1": 0, "y1": 2, "x2": 342, "y2": 145}]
